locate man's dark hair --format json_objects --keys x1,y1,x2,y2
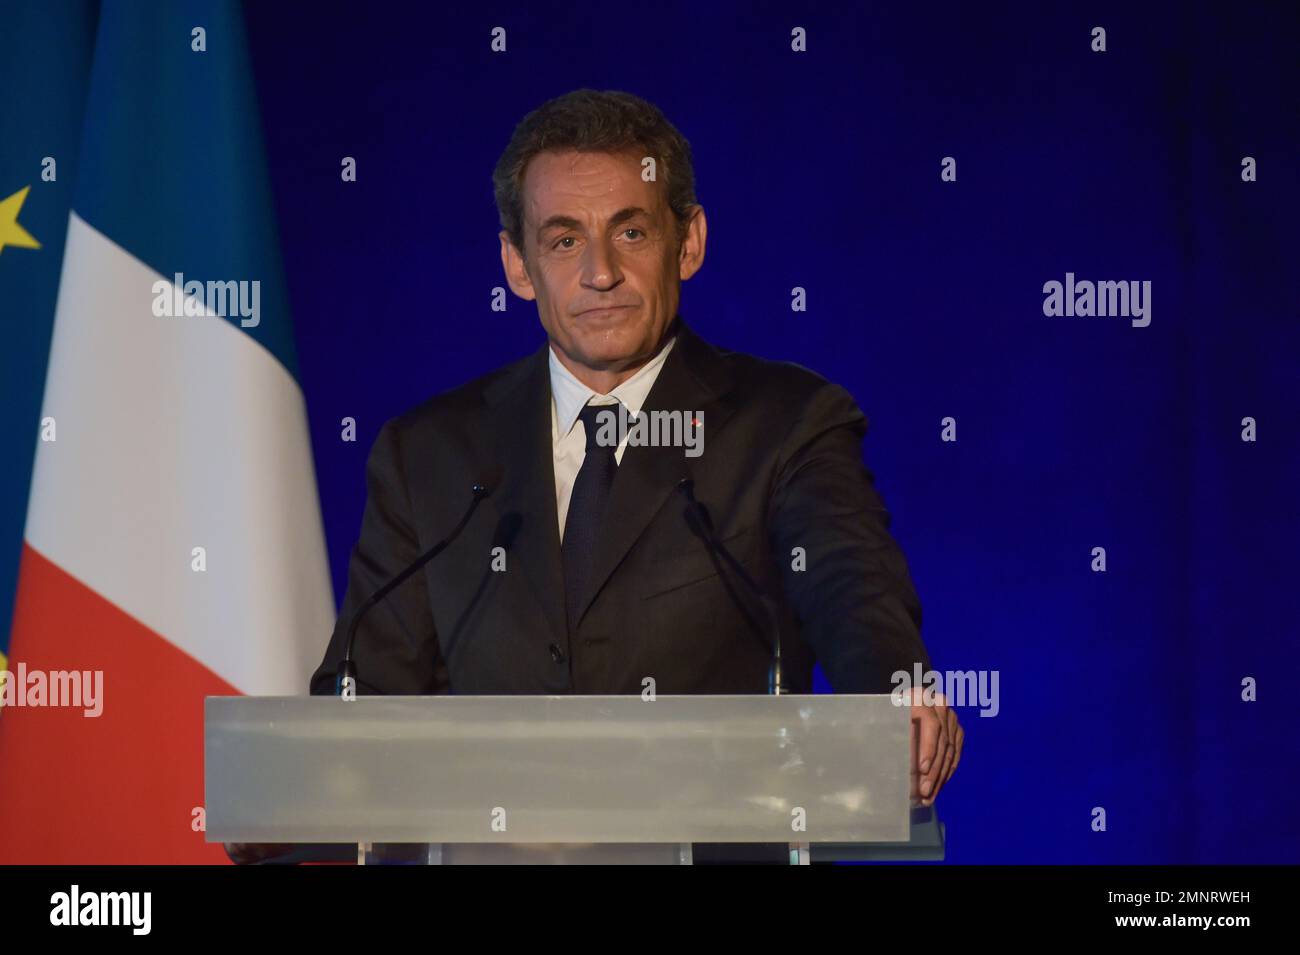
[{"x1": 492, "y1": 89, "x2": 697, "y2": 258}]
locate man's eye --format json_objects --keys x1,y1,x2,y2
[
  {"x1": 554, "y1": 237, "x2": 576, "y2": 250},
  {"x1": 622, "y1": 228, "x2": 644, "y2": 240}
]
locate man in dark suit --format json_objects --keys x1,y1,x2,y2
[{"x1": 309, "y1": 88, "x2": 962, "y2": 803}]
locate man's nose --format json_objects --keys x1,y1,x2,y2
[{"x1": 581, "y1": 236, "x2": 623, "y2": 290}]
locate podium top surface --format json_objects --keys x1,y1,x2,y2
[{"x1": 205, "y1": 694, "x2": 911, "y2": 844}]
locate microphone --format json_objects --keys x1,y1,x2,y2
[
  {"x1": 336, "y1": 471, "x2": 499, "y2": 698},
  {"x1": 674, "y1": 477, "x2": 784, "y2": 695}
]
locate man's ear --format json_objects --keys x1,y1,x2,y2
[
  {"x1": 677, "y1": 205, "x2": 707, "y2": 282},
  {"x1": 499, "y1": 230, "x2": 537, "y2": 301}
]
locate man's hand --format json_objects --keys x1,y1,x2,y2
[{"x1": 908, "y1": 687, "x2": 963, "y2": 806}]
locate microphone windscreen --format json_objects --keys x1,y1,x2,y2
[{"x1": 474, "y1": 463, "x2": 505, "y2": 497}]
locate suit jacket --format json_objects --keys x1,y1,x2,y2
[{"x1": 309, "y1": 317, "x2": 931, "y2": 697}]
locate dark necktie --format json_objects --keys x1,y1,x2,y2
[{"x1": 562, "y1": 402, "x2": 620, "y2": 632}]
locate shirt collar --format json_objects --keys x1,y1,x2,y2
[{"x1": 549, "y1": 333, "x2": 677, "y2": 439}]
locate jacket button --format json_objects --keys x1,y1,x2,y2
[{"x1": 548, "y1": 643, "x2": 566, "y2": 664}]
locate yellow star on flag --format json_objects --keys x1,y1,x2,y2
[{"x1": 0, "y1": 185, "x2": 42, "y2": 254}]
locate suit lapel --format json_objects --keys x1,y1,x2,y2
[
  {"x1": 481, "y1": 319, "x2": 742, "y2": 640},
  {"x1": 574, "y1": 317, "x2": 739, "y2": 626},
  {"x1": 482, "y1": 344, "x2": 568, "y2": 647}
]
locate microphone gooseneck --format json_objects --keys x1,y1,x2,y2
[
  {"x1": 675, "y1": 477, "x2": 784, "y2": 695},
  {"x1": 336, "y1": 480, "x2": 494, "y2": 697}
]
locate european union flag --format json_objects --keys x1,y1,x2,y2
[{"x1": 0, "y1": 0, "x2": 99, "y2": 671}]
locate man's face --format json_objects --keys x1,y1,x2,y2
[{"x1": 499, "y1": 149, "x2": 706, "y2": 381}]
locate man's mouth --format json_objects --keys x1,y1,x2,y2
[{"x1": 574, "y1": 305, "x2": 636, "y2": 319}]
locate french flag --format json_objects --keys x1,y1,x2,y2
[{"x1": 0, "y1": 2, "x2": 334, "y2": 863}]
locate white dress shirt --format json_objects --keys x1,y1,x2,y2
[{"x1": 550, "y1": 334, "x2": 676, "y2": 540}]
